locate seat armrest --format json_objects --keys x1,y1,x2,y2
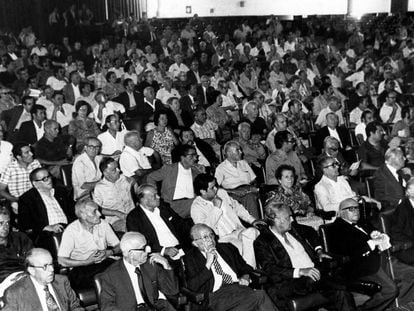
[
  {"x1": 345, "y1": 281, "x2": 381, "y2": 296},
  {"x1": 167, "y1": 294, "x2": 187, "y2": 307},
  {"x1": 314, "y1": 210, "x2": 336, "y2": 220},
  {"x1": 180, "y1": 287, "x2": 205, "y2": 304}
]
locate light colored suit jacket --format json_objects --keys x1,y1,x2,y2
[{"x1": 2, "y1": 274, "x2": 84, "y2": 311}]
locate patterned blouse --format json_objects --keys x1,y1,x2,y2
[
  {"x1": 265, "y1": 184, "x2": 314, "y2": 216},
  {"x1": 150, "y1": 128, "x2": 175, "y2": 165}
]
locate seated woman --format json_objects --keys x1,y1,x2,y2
[
  {"x1": 215, "y1": 140, "x2": 260, "y2": 219},
  {"x1": 235, "y1": 122, "x2": 267, "y2": 183},
  {"x1": 103, "y1": 71, "x2": 124, "y2": 100},
  {"x1": 68, "y1": 100, "x2": 101, "y2": 153},
  {"x1": 145, "y1": 110, "x2": 179, "y2": 165},
  {"x1": 265, "y1": 164, "x2": 324, "y2": 230}
]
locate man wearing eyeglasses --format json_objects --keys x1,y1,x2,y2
[
  {"x1": 100, "y1": 232, "x2": 179, "y2": 311},
  {"x1": 314, "y1": 156, "x2": 380, "y2": 216},
  {"x1": 184, "y1": 223, "x2": 277, "y2": 311},
  {"x1": 380, "y1": 90, "x2": 402, "y2": 124},
  {"x1": 254, "y1": 201, "x2": 356, "y2": 310},
  {"x1": 18, "y1": 167, "x2": 75, "y2": 243},
  {"x1": 2, "y1": 248, "x2": 84, "y2": 311},
  {"x1": 329, "y1": 198, "x2": 414, "y2": 310}
]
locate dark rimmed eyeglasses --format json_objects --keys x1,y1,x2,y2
[
  {"x1": 129, "y1": 245, "x2": 148, "y2": 252},
  {"x1": 323, "y1": 162, "x2": 340, "y2": 169},
  {"x1": 29, "y1": 263, "x2": 54, "y2": 271},
  {"x1": 341, "y1": 206, "x2": 359, "y2": 212},
  {"x1": 35, "y1": 174, "x2": 51, "y2": 182},
  {"x1": 193, "y1": 233, "x2": 215, "y2": 242}
]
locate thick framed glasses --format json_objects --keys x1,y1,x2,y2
[
  {"x1": 35, "y1": 174, "x2": 51, "y2": 182},
  {"x1": 29, "y1": 263, "x2": 54, "y2": 271},
  {"x1": 194, "y1": 233, "x2": 215, "y2": 242}
]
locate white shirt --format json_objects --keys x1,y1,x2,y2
[
  {"x1": 93, "y1": 100, "x2": 126, "y2": 126},
  {"x1": 119, "y1": 146, "x2": 153, "y2": 177},
  {"x1": 127, "y1": 91, "x2": 137, "y2": 108},
  {"x1": 46, "y1": 103, "x2": 76, "y2": 128},
  {"x1": 270, "y1": 228, "x2": 314, "y2": 278},
  {"x1": 315, "y1": 107, "x2": 344, "y2": 127},
  {"x1": 0, "y1": 140, "x2": 13, "y2": 175},
  {"x1": 173, "y1": 163, "x2": 194, "y2": 200},
  {"x1": 38, "y1": 189, "x2": 68, "y2": 225},
  {"x1": 71, "y1": 152, "x2": 102, "y2": 199},
  {"x1": 355, "y1": 123, "x2": 367, "y2": 141},
  {"x1": 195, "y1": 145, "x2": 210, "y2": 167},
  {"x1": 98, "y1": 130, "x2": 126, "y2": 155},
  {"x1": 156, "y1": 88, "x2": 180, "y2": 105},
  {"x1": 72, "y1": 83, "x2": 81, "y2": 100},
  {"x1": 45, "y1": 76, "x2": 67, "y2": 91},
  {"x1": 201, "y1": 251, "x2": 238, "y2": 292},
  {"x1": 168, "y1": 63, "x2": 189, "y2": 79},
  {"x1": 386, "y1": 163, "x2": 406, "y2": 187},
  {"x1": 34, "y1": 121, "x2": 44, "y2": 141},
  {"x1": 327, "y1": 127, "x2": 343, "y2": 147},
  {"x1": 380, "y1": 104, "x2": 402, "y2": 124},
  {"x1": 123, "y1": 259, "x2": 166, "y2": 304},
  {"x1": 349, "y1": 107, "x2": 364, "y2": 125},
  {"x1": 141, "y1": 206, "x2": 180, "y2": 249},
  {"x1": 15, "y1": 109, "x2": 32, "y2": 130},
  {"x1": 30, "y1": 277, "x2": 61, "y2": 311}
]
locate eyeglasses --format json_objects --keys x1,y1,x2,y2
[
  {"x1": 29, "y1": 263, "x2": 54, "y2": 271},
  {"x1": 87, "y1": 145, "x2": 101, "y2": 149},
  {"x1": 341, "y1": 206, "x2": 359, "y2": 212},
  {"x1": 194, "y1": 233, "x2": 215, "y2": 242},
  {"x1": 328, "y1": 147, "x2": 339, "y2": 152},
  {"x1": 35, "y1": 174, "x2": 51, "y2": 182},
  {"x1": 129, "y1": 245, "x2": 148, "y2": 252},
  {"x1": 323, "y1": 162, "x2": 340, "y2": 169}
]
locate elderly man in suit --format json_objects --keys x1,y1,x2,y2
[
  {"x1": 184, "y1": 223, "x2": 277, "y2": 311},
  {"x1": 390, "y1": 178, "x2": 414, "y2": 264},
  {"x1": 99, "y1": 232, "x2": 179, "y2": 311},
  {"x1": 18, "y1": 167, "x2": 75, "y2": 243},
  {"x1": 373, "y1": 147, "x2": 407, "y2": 211},
  {"x1": 329, "y1": 198, "x2": 414, "y2": 310},
  {"x1": 254, "y1": 201, "x2": 356, "y2": 311},
  {"x1": 147, "y1": 144, "x2": 204, "y2": 218},
  {"x1": 2, "y1": 248, "x2": 84, "y2": 311},
  {"x1": 114, "y1": 78, "x2": 144, "y2": 119},
  {"x1": 62, "y1": 71, "x2": 81, "y2": 105}
]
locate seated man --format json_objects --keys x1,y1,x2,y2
[
  {"x1": 391, "y1": 178, "x2": 414, "y2": 264},
  {"x1": 34, "y1": 120, "x2": 73, "y2": 178},
  {"x1": 0, "y1": 206, "x2": 33, "y2": 295},
  {"x1": 329, "y1": 198, "x2": 414, "y2": 310},
  {"x1": 2, "y1": 248, "x2": 84, "y2": 311},
  {"x1": 0, "y1": 142, "x2": 41, "y2": 212},
  {"x1": 373, "y1": 147, "x2": 407, "y2": 211},
  {"x1": 355, "y1": 110, "x2": 374, "y2": 145},
  {"x1": 127, "y1": 184, "x2": 186, "y2": 261},
  {"x1": 93, "y1": 157, "x2": 135, "y2": 232},
  {"x1": 314, "y1": 112, "x2": 351, "y2": 155},
  {"x1": 357, "y1": 121, "x2": 387, "y2": 170},
  {"x1": 99, "y1": 232, "x2": 179, "y2": 311},
  {"x1": 97, "y1": 114, "x2": 126, "y2": 158},
  {"x1": 254, "y1": 202, "x2": 357, "y2": 311},
  {"x1": 314, "y1": 156, "x2": 379, "y2": 215},
  {"x1": 192, "y1": 173, "x2": 265, "y2": 268},
  {"x1": 266, "y1": 130, "x2": 307, "y2": 185},
  {"x1": 315, "y1": 95, "x2": 344, "y2": 128},
  {"x1": 119, "y1": 130, "x2": 161, "y2": 184},
  {"x1": 184, "y1": 223, "x2": 277, "y2": 311},
  {"x1": 215, "y1": 141, "x2": 260, "y2": 218},
  {"x1": 15, "y1": 102, "x2": 46, "y2": 145},
  {"x1": 93, "y1": 91, "x2": 125, "y2": 128},
  {"x1": 57, "y1": 199, "x2": 120, "y2": 290},
  {"x1": 147, "y1": 144, "x2": 204, "y2": 218},
  {"x1": 71, "y1": 137, "x2": 102, "y2": 200},
  {"x1": 349, "y1": 96, "x2": 370, "y2": 126},
  {"x1": 171, "y1": 127, "x2": 219, "y2": 168},
  {"x1": 380, "y1": 90, "x2": 402, "y2": 124},
  {"x1": 18, "y1": 168, "x2": 75, "y2": 243},
  {"x1": 190, "y1": 107, "x2": 221, "y2": 156}
]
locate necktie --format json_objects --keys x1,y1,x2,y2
[
  {"x1": 135, "y1": 267, "x2": 153, "y2": 308},
  {"x1": 213, "y1": 256, "x2": 233, "y2": 284},
  {"x1": 398, "y1": 173, "x2": 403, "y2": 186},
  {"x1": 283, "y1": 234, "x2": 293, "y2": 248},
  {"x1": 44, "y1": 286, "x2": 60, "y2": 311}
]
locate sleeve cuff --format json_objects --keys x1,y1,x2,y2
[
  {"x1": 293, "y1": 268, "x2": 300, "y2": 278},
  {"x1": 367, "y1": 240, "x2": 376, "y2": 251}
]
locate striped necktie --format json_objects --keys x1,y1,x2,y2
[{"x1": 213, "y1": 256, "x2": 233, "y2": 284}]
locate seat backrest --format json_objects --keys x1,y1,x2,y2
[
  {"x1": 319, "y1": 223, "x2": 336, "y2": 253},
  {"x1": 93, "y1": 274, "x2": 103, "y2": 309},
  {"x1": 379, "y1": 209, "x2": 394, "y2": 235},
  {"x1": 50, "y1": 232, "x2": 62, "y2": 261},
  {"x1": 60, "y1": 164, "x2": 73, "y2": 188},
  {"x1": 365, "y1": 176, "x2": 376, "y2": 199}
]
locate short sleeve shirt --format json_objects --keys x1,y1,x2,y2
[
  {"x1": 357, "y1": 140, "x2": 387, "y2": 167},
  {"x1": 215, "y1": 159, "x2": 256, "y2": 189}
]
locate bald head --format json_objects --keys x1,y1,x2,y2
[{"x1": 339, "y1": 198, "x2": 360, "y2": 223}]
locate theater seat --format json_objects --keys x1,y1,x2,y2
[{"x1": 289, "y1": 293, "x2": 330, "y2": 311}]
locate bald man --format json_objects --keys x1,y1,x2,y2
[
  {"x1": 329, "y1": 198, "x2": 414, "y2": 310},
  {"x1": 99, "y1": 232, "x2": 179, "y2": 311},
  {"x1": 3, "y1": 248, "x2": 83, "y2": 311}
]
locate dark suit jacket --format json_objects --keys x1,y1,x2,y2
[
  {"x1": 171, "y1": 139, "x2": 219, "y2": 166},
  {"x1": 1, "y1": 106, "x2": 24, "y2": 138},
  {"x1": 184, "y1": 243, "x2": 253, "y2": 306},
  {"x1": 126, "y1": 204, "x2": 181, "y2": 253},
  {"x1": 254, "y1": 225, "x2": 320, "y2": 297},
  {"x1": 373, "y1": 165, "x2": 405, "y2": 211},
  {"x1": 18, "y1": 186, "x2": 76, "y2": 240},
  {"x1": 314, "y1": 126, "x2": 351, "y2": 154},
  {"x1": 328, "y1": 218, "x2": 381, "y2": 279},
  {"x1": 196, "y1": 85, "x2": 215, "y2": 108},
  {"x1": 391, "y1": 198, "x2": 414, "y2": 243},
  {"x1": 16, "y1": 120, "x2": 38, "y2": 145},
  {"x1": 63, "y1": 83, "x2": 76, "y2": 105},
  {"x1": 113, "y1": 91, "x2": 144, "y2": 118},
  {"x1": 186, "y1": 70, "x2": 200, "y2": 86},
  {"x1": 179, "y1": 95, "x2": 197, "y2": 127},
  {"x1": 137, "y1": 80, "x2": 160, "y2": 94},
  {"x1": 147, "y1": 163, "x2": 202, "y2": 204},
  {"x1": 136, "y1": 98, "x2": 164, "y2": 127},
  {"x1": 99, "y1": 259, "x2": 179, "y2": 311},
  {"x1": 3, "y1": 274, "x2": 83, "y2": 311}
]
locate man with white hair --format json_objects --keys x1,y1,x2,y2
[
  {"x1": 99, "y1": 232, "x2": 179, "y2": 311},
  {"x1": 373, "y1": 147, "x2": 408, "y2": 211},
  {"x1": 2, "y1": 248, "x2": 83, "y2": 311}
]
